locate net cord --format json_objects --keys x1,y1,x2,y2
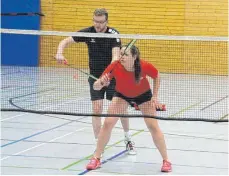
[
  {"x1": 1, "y1": 28, "x2": 228, "y2": 41},
  {"x1": 1, "y1": 108, "x2": 228, "y2": 123}
]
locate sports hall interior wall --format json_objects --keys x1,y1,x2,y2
[{"x1": 40, "y1": 0, "x2": 228, "y2": 75}]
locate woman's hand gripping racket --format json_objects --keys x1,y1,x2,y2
[
  {"x1": 97, "y1": 73, "x2": 111, "y2": 89},
  {"x1": 131, "y1": 101, "x2": 166, "y2": 111}
]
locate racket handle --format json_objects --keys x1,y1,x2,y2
[
  {"x1": 156, "y1": 104, "x2": 166, "y2": 111},
  {"x1": 131, "y1": 102, "x2": 166, "y2": 111}
]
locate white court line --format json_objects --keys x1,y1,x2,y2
[
  {"x1": 1, "y1": 127, "x2": 86, "y2": 161},
  {"x1": 1, "y1": 113, "x2": 28, "y2": 122},
  {"x1": 1, "y1": 96, "x2": 90, "y2": 122}
]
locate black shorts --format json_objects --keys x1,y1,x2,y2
[
  {"x1": 113, "y1": 90, "x2": 152, "y2": 106},
  {"x1": 88, "y1": 77, "x2": 116, "y2": 101}
]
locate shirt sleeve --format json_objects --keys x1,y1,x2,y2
[
  {"x1": 143, "y1": 61, "x2": 158, "y2": 79},
  {"x1": 72, "y1": 27, "x2": 91, "y2": 42},
  {"x1": 109, "y1": 28, "x2": 121, "y2": 48}
]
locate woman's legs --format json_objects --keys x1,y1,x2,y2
[
  {"x1": 139, "y1": 101, "x2": 168, "y2": 160},
  {"x1": 92, "y1": 99, "x2": 103, "y2": 140},
  {"x1": 94, "y1": 97, "x2": 129, "y2": 159}
]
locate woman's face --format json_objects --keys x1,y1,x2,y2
[{"x1": 120, "y1": 47, "x2": 136, "y2": 69}]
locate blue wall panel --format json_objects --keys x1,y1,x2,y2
[{"x1": 1, "y1": 0, "x2": 40, "y2": 66}]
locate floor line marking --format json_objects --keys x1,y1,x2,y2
[
  {"x1": 1, "y1": 121, "x2": 73, "y2": 148},
  {"x1": 62, "y1": 101, "x2": 207, "y2": 171},
  {"x1": 1, "y1": 127, "x2": 86, "y2": 161},
  {"x1": 61, "y1": 130, "x2": 143, "y2": 170}
]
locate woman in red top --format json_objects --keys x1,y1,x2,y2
[{"x1": 86, "y1": 45, "x2": 172, "y2": 172}]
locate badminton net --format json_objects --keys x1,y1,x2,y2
[{"x1": 1, "y1": 28, "x2": 228, "y2": 122}]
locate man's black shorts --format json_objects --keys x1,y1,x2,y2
[{"x1": 88, "y1": 77, "x2": 116, "y2": 101}]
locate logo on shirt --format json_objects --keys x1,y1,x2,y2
[
  {"x1": 90, "y1": 38, "x2": 96, "y2": 43},
  {"x1": 108, "y1": 29, "x2": 120, "y2": 43}
]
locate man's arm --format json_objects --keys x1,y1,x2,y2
[
  {"x1": 110, "y1": 29, "x2": 121, "y2": 62},
  {"x1": 111, "y1": 46, "x2": 121, "y2": 62},
  {"x1": 55, "y1": 37, "x2": 75, "y2": 62},
  {"x1": 55, "y1": 27, "x2": 91, "y2": 62}
]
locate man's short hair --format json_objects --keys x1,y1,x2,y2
[{"x1": 93, "y1": 8, "x2": 108, "y2": 20}]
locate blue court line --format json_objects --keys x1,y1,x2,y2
[
  {"x1": 201, "y1": 95, "x2": 228, "y2": 111},
  {"x1": 78, "y1": 150, "x2": 127, "y2": 175},
  {"x1": 1, "y1": 121, "x2": 73, "y2": 148}
]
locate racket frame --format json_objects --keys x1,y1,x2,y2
[{"x1": 110, "y1": 39, "x2": 137, "y2": 73}]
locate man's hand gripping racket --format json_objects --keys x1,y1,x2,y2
[{"x1": 55, "y1": 53, "x2": 66, "y2": 64}]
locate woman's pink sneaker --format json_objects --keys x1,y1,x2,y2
[
  {"x1": 161, "y1": 160, "x2": 172, "y2": 172},
  {"x1": 86, "y1": 157, "x2": 101, "y2": 170}
]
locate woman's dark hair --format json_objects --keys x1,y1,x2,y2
[{"x1": 121, "y1": 45, "x2": 141, "y2": 83}]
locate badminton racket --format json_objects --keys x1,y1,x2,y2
[
  {"x1": 109, "y1": 39, "x2": 137, "y2": 75},
  {"x1": 63, "y1": 60, "x2": 98, "y2": 80},
  {"x1": 62, "y1": 39, "x2": 137, "y2": 81}
]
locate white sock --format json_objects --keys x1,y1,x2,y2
[{"x1": 124, "y1": 131, "x2": 131, "y2": 141}]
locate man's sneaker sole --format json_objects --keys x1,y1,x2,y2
[{"x1": 128, "y1": 150, "x2": 137, "y2": 155}]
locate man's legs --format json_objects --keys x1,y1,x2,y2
[
  {"x1": 120, "y1": 118, "x2": 129, "y2": 139},
  {"x1": 119, "y1": 117, "x2": 136, "y2": 155}
]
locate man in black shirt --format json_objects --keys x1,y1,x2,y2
[{"x1": 55, "y1": 8, "x2": 136, "y2": 155}]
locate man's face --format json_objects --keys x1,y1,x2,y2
[{"x1": 93, "y1": 15, "x2": 107, "y2": 33}]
